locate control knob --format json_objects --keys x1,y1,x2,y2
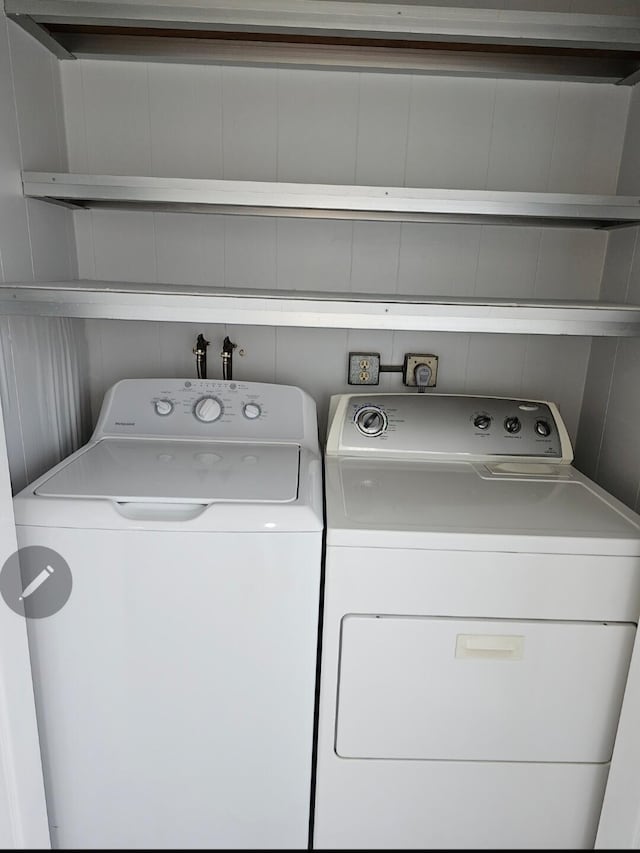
[
  {"x1": 535, "y1": 419, "x2": 551, "y2": 437},
  {"x1": 473, "y1": 414, "x2": 491, "y2": 431},
  {"x1": 194, "y1": 396, "x2": 223, "y2": 423},
  {"x1": 354, "y1": 405, "x2": 388, "y2": 437},
  {"x1": 243, "y1": 402, "x2": 261, "y2": 420},
  {"x1": 504, "y1": 416, "x2": 521, "y2": 434},
  {"x1": 154, "y1": 399, "x2": 174, "y2": 416}
]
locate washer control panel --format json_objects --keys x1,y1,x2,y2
[
  {"x1": 93, "y1": 378, "x2": 307, "y2": 442},
  {"x1": 330, "y1": 394, "x2": 572, "y2": 461}
]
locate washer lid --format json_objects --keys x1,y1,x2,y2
[{"x1": 35, "y1": 439, "x2": 300, "y2": 503}]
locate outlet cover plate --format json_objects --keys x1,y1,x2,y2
[{"x1": 348, "y1": 352, "x2": 380, "y2": 385}]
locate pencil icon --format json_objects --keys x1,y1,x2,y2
[{"x1": 19, "y1": 565, "x2": 54, "y2": 601}]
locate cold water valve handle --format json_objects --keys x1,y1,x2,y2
[{"x1": 221, "y1": 336, "x2": 237, "y2": 381}]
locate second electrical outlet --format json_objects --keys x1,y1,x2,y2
[{"x1": 403, "y1": 354, "x2": 438, "y2": 387}]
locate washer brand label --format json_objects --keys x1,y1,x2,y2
[{"x1": 115, "y1": 421, "x2": 135, "y2": 426}]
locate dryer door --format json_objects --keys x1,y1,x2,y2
[{"x1": 335, "y1": 614, "x2": 635, "y2": 763}]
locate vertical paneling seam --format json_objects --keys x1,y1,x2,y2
[
  {"x1": 482, "y1": 79, "x2": 499, "y2": 191},
  {"x1": 220, "y1": 73, "x2": 229, "y2": 279},
  {"x1": 78, "y1": 63, "x2": 97, "y2": 278},
  {"x1": 474, "y1": 80, "x2": 499, "y2": 298},
  {"x1": 218, "y1": 66, "x2": 225, "y2": 180},
  {"x1": 624, "y1": 229, "x2": 640, "y2": 507},
  {"x1": 5, "y1": 318, "x2": 29, "y2": 486},
  {"x1": 274, "y1": 69, "x2": 281, "y2": 290},
  {"x1": 51, "y1": 53, "x2": 65, "y2": 171},
  {"x1": 545, "y1": 82, "x2": 563, "y2": 193},
  {"x1": 395, "y1": 73, "x2": 415, "y2": 301},
  {"x1": 592, "y1": 208, "x2": 636, "y2": 479},
  {"x1": 146, "y1": 62, "x2": 155, "y2": 176},
  {"x1": 593, "y1": 338, "x2": 619, "y2": 481},
  {"x1": 623, "y1": 228, "x2": 640, "y2": 304},
  {"x1": 52, "y1": 53, "x2": 75, "y2": 277},
  {"x1": 5, "y1": 18, "x2": 35, "y2": 282},
  {"x1": 79, "y1": 60, "x2": 90, "y2": 171},
  {"x1": 144, "y1": 64, "x2": 159, "y2": 285},
  {"x1": 613, "y1": 86, "x2": 636, "y2": 194},
  {"x1": 349, "y1": 74, "x2": 363, "y2": 292}
]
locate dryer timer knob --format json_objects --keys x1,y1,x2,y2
[
  {"x1": 194, "y1": 396, "x2": 223, "y2": 423},
  {"x1": 354, "y1": 405, "x2": 388, "y2": 437}
]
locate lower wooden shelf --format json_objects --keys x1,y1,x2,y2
[{"x1": 1, "y1": 280, "x2": 640, "y2": 336}]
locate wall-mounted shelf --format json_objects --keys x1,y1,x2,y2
[
  {"x1": 22, "y1": 172, "x2": 640, "y2": 230},
  {"x1": 6, "y1": 1, "x2": 640, "y2": 85},
  {"x1": 2, "y1": 280, "x2": 640, "y2": 337}
]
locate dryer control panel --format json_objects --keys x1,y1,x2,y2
[
  {"x1": 92, "y1": 378, "x2": 315, "y2": 445},
  {"x1": 326, "y1": 393, "x2": 573, "y2": 462}
]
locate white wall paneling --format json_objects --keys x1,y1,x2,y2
[
  {"x1": 0, "y1": 394, "x2": 50, "y2": 849},
  {"x1": 0, "y1": 316, "x2": 91, "y2": 494},
  {"x1": 0, "y1": 15, "x2": 90, "y2": 495},
  {"x1": 61, "y1": 62, "x2": 630, "y2": 192},
  {"x1": 0, "y1": 19, "x2": 33, "y2": 282},
  {"x1": 57, "y1": 58, "x2": 632, "y2": 451},
  {"x1": 0, "y1": 9, "x2": 88, "y2": 849},
  {"x1": 69, "y1": 207, "x2": 620, "y2": 299},
  {"x1": 577, "y1": 85, "x2": 640, "y2": 507},
  {"x1": 81, "y1": 319, "x2": 590, "y2": 444},
  {"x1": 581, "y1": 78, "x2": 640, "y2": 853}
]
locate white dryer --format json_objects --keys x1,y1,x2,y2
[
  {"x1": 13, "y1": 378, "x2": 323, "y2": 850},
  {"x1": 313, "y1": 392, "x2": 640, "y2": 850}
]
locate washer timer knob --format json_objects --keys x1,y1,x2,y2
[
  {"x1": 194, "y1": 396, "x2": 223, "y2": 423},
  {"x1": 354, "y1": 405, "x2": 388, "y2": 437},
  {"x1": 504, "y1": 416, "x2": 521, "y2": 434},
  {"x1": 473, "y1": 414, "x2": 491, "y2": 431},
  {"x1": 535, "y1": 419, "x2": 552, "y2": 437},
  {"x1": 154, "y1": 399, "x2": 174, "y2": 416},
  {"x1": 243, "y1": 403, "x2": 261, "y2": 420}
]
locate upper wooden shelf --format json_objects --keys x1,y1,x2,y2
[
  {"x1": 22, "y1": 171, "x2": 640, "y2": 230},
  {"x1": 6, "y1": 1, "x2": 640, "y2": 85}
]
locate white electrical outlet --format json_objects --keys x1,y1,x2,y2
[
  {"x1": 403, "y1": 354, "x2": 438, "y2": 387},
  {"x1": 348, "y1": 352, "x2": 380, "y2": 385}
]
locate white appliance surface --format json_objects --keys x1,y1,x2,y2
[
  {"x1": 13, "y1": 379, "x2": 323, "y2": 851},
  {"x1": 314, "y1": 392, "x2": 640, "y2": 851},
  {"x1": 326, "y1": 458, "x2": 640, "y2": 553},
  {"x1": 36, "y1": 439, "x2": 300, "y2": 503}
]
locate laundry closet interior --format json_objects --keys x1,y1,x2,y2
[{"x1": 2, "y1": 1, "x2": 640, "y2": 850}]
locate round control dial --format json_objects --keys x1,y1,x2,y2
[
  {"x1": 535, "y1": 419, "x2": 552, "y2": 437},
  {"x1": 194, "y1": 396, "x2": 223, "y2": 423},
  {"x1": 154, "y1": 399, "x2": 174, "y2": 416},
  {"x1": 354, "y1": 405, "x2": 388, "y2": 438},
  {"x1": 243, "y1": 402, "x2": 261, "y2": 420},
  {"x1": 504, "y1": 416, "x2": 521, "y2": 434},
  {"x1": 473, "y1": 414, "x2": 491, "y2": 431}
]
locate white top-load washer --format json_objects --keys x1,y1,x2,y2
[
  {"x1": 313, "y1": 392, "x2": 640, "y2": 850},
  {"x1": 13, "y1": 378, "x2": 323, "y2": 850}
]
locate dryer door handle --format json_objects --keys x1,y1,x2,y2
[{"x1": 455, "y1": 633, "x2": 525, "y2": 660}]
